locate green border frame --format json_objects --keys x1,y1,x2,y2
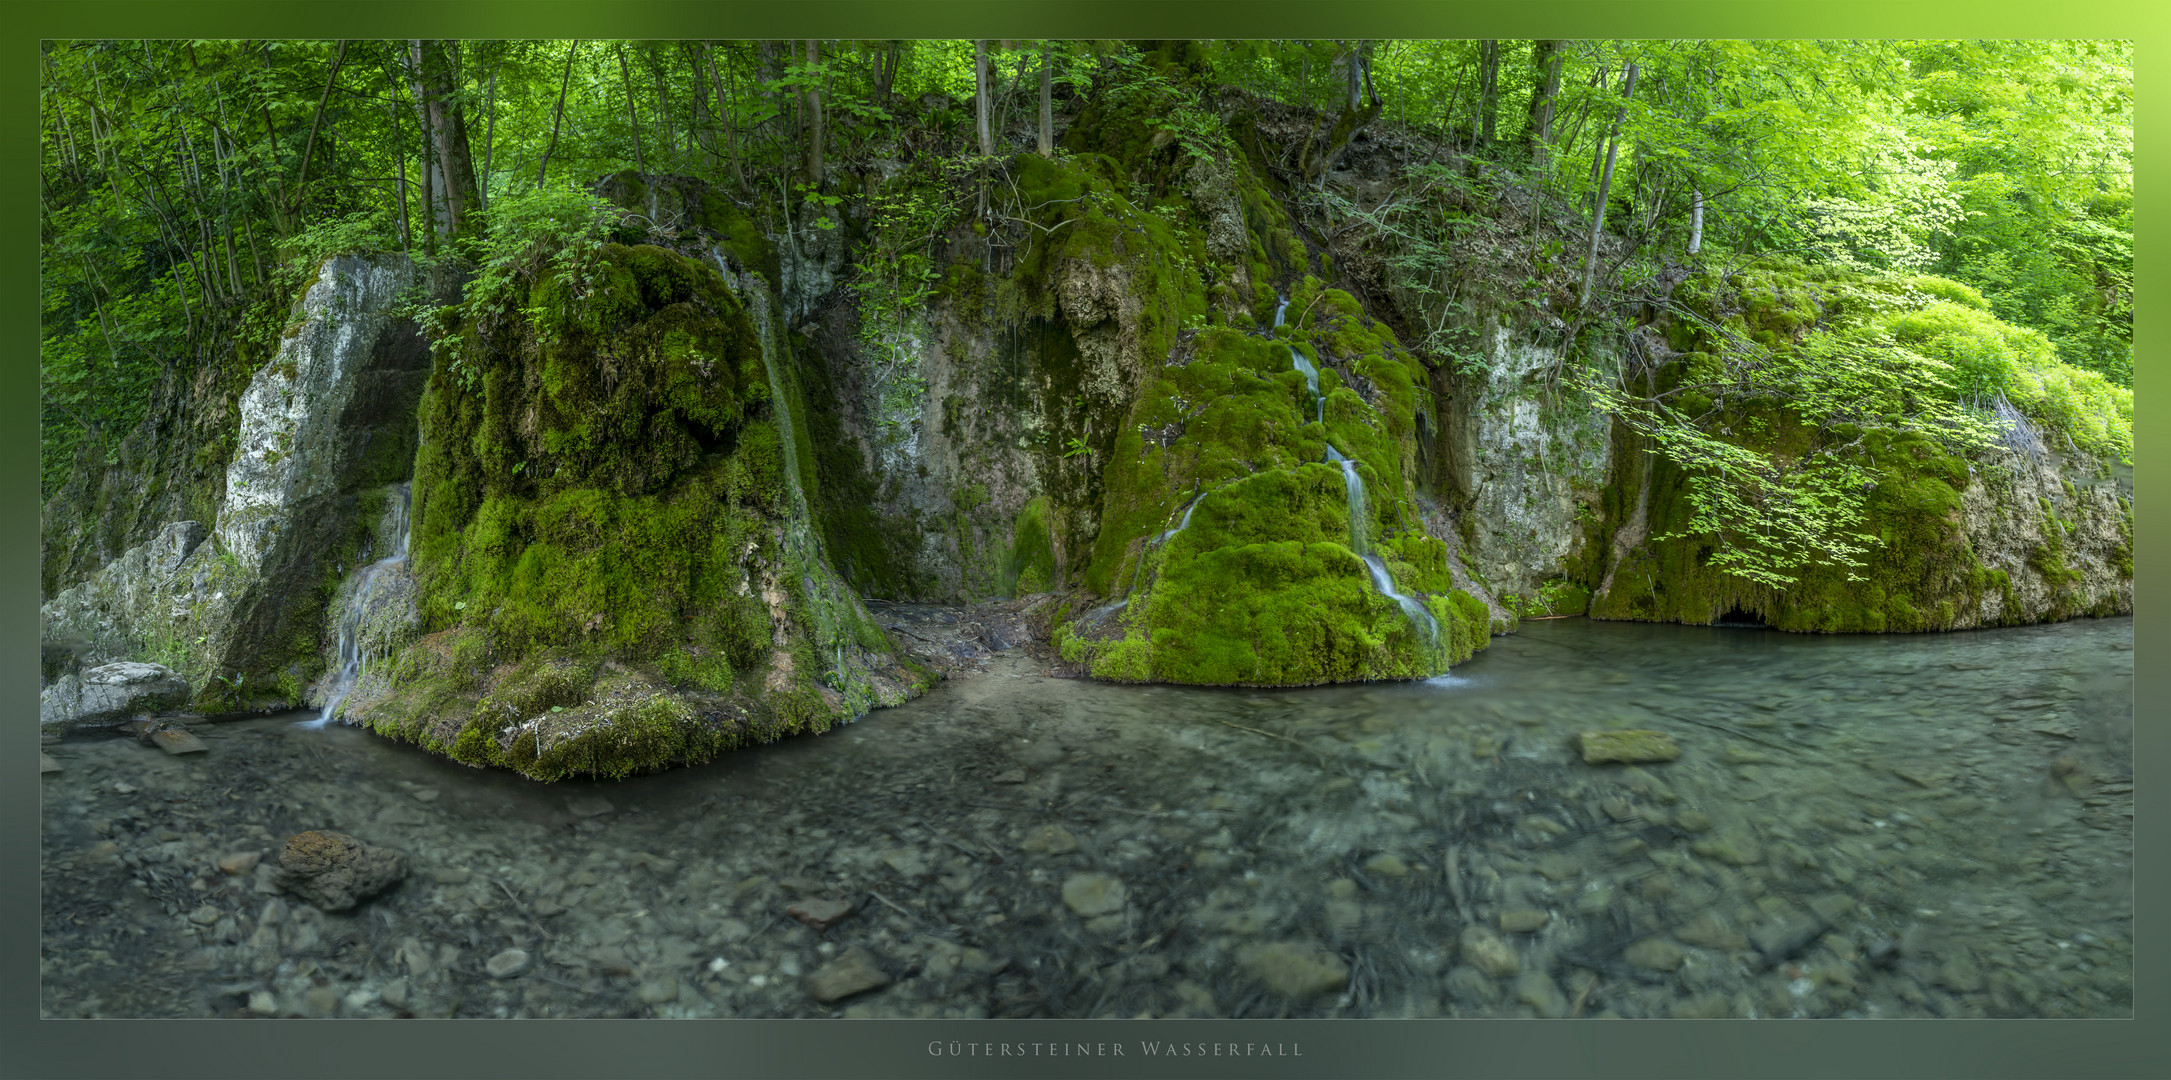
[{"x1": 8, "y1": 3, "x2": 2161, "y2": 1078}]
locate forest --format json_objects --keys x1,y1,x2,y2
[{"x1": 41, "y1": 38, "x2": 2132, "y2": 497}]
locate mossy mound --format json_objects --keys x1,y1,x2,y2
[
  {"x1": 350, "y1": 241, "x2": 930, "y2": 780},
  {"x1": 1059, "y1": 274, "x2": 1489, "y2": 684},
  {"x1": 1588, "y1": 259, "x2": 2129, "y2": 632}
]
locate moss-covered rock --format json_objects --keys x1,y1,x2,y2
[{"x1": 348, "y1": 240, "x2": 931, "y2": 780}]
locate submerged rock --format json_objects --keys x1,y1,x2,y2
[
  {"x1": 803, "y1": 946, "x2": 889, "y2": 1003},
  {"x1": 1238, "y1": 941, "x2": 1350, "y2": 999},
  {"x1": 1060, "y1": 873, "x2": 1128, "y2": 917},
  {"x1": 1577, "y1": 730, "x2": 1681, "y2": 765},
  {"x1": 272, "y1": 830, "x2": 408, "y2": 911},
  {"x1": 38, "y1": 662, "x2": 191, "y2": 733}
]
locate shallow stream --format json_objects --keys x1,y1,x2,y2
[{"x1": 40, "y1": 616, "x2": 2133, "y2": 1019}]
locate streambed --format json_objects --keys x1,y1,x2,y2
[{"x1": 38, "y1": 616, "x2": 2132, "y2": 1019}]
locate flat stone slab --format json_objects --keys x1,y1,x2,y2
[
  {"x1": 804, "y1": 946, "x2": 889, "y2": 1003},
  {"x1": 787, "y1": 898, "x2": 855, "y2": 930},
  {"x1": 1578, "y1": 730, "x2": 1681, "y2": 764},
  {"x1": 40, "y1": 753, "x2": 61, "y2": 774}
]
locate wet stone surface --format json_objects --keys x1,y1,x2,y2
[{"x1": 38, "y1": 616, "x2": 2132, "y2": 1018}]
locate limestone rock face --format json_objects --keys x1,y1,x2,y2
[
  {"x1": 217, "y1": 254, "x2": 428, "y2": 576},
  {"x1": 38, "y1": 661, "x2": 191, "y2": 732},
  {"x1": 40, "y1": 521, "x2": 209, "y2": 679},
  {"x1": 39, "y1": 254, "x2": 439, "y2": 713},
  {"x1": 1959, "y1": 453, "x2": 2131, "y2": 625},
  {"x1": 272, "y1": 830, "x2": 408, "y2": 911}
]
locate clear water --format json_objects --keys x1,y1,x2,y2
[{"x1": 39, "y1": 616, "x2": 2132, "y2": 1018}]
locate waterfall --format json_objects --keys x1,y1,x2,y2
[
  {"x1": 1325, "y1": 444, "x2": 1439, "y2": 647},
  {"x1": 718, "y1": 249, "x2": 815, "y2": 551},
  {"x1": 303, "y1": 483, "x2": 411, "y2": 728},
  {"x1": 1282, "y1": 293, "x2": 1437, "y2": 647},
  {"x1": 1274, "y1": 295, "x2": 1325, "y2": 425}
]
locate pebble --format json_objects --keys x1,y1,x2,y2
[
  {"x1": 1458, "y1": 926, "x2": 1520, "y2": 978},
  {"x1": 380, "y1": 978, "x2": 409, "y2": 1010},
  {"x1": 786, "y1": 898, "x2": 855, "y2": 931},
  {"x1": 484, "y1": 948, "x2": 531, "y2": 978},
  {"x1": 1060, "y1": 873, "x2": 1127, "y2": 917},
  {"x1": 305, "y1": 986, "x2": 340, "y2": 1014},
  {"x1": 217, "y1": 851, "x2": 262, "y2": 877},
  {"x1": 635, "y1": 976, "x2": 679, "y2": 1004},
  {"x1": 1238, "y1": 942, "x2": 1350, "y2": 999},
  {"x1": 188, "y1": 904, "x2": 221, "y2": 926},
  {"x1": 1692, "y1": 832, "x2": 1761, "y2": 867},
  {"x1": 151, "y1": 728, "x2": 207, "y2": 755},
  {"x1": 1515, "y1": 969, "x2": 1569, "y2": 1017},
  {"x1": 1499, "y1": 907, "x2": 1549, "y2": 933},
  {"x1": 1578, "y1": 730, "x2": 1681, "y2": 764},
  {"x1": 1363, "y1": 853, "x2": 1410, "y2": 878},
  {"x1": 1444, "y1": 965, "x2": 1501, "y2": 1004},
  {"x1": 1625, "y1": 938, "x2": 1686, "y2": 972},
  {"x1": 410, "y1": 789, "x2": 440, "y2": 803},
  {"x1": 1674, "y1": 913, "x2": 1748, "y2": 950},
  {"x1": 112, "y1": 781, "x2": 136, "y2": 795},
  {"x1": 566, "y1": 796, "x2": 614, "y2": 818},
  {"x1": 248, "y1": 990, "x2": 278, "y2": 1015},
  {"x1": 1671, "y1": 810, "x2": 1713, "y2": 833},
  {"x1": 1020, "y1": 825, "x2": 1081, "y2": 851},
  {"x1": 804, "y1": 947, "x2": 889, "y2": 1003}
]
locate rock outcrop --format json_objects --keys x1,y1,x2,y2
[{"x1": 38, "y1": 661, "x2": 191, "y2": 733}]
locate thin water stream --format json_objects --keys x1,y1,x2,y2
[{"x1": 40, "y1": 616, "x2": 2130, "y2": 1018}]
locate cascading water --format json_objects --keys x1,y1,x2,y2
[
  {"x1": 305, "y1": 483, "x2": 411, "y2": 728},
  {"x1": 1327, "y1": 444, "x2": 1439, "y2": 646},
  {"x1": 1274, "y1": 296, "x2": 1324, "y2": 425},
  {"x1": 1281, "y1": 294, "x2": 1438, "y2": 648}
]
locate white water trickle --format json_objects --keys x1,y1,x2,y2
[
  {"x1": 1275, "y1": 296, "x2": 1324, "y2": 425},
  {"x1": 1326, "y1": 444, "x2": 1440, "y2": 646},
  {"x1": 304, "y1": 483, "x2": 412, "y2": 729}
]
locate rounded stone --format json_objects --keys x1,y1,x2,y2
[
  {"x1": 485, "y1": 948, "x2": 531, "y2": 979},
  {"x1": 1459, "y1": 925, "x2": 1520, "y2": 978},
  {"x1": 1237, "y1": 941, "x2": 1350, "y2": 999},
  {"x1": 1060, "y1": 873, "x2": 1127, "y2": 917}
]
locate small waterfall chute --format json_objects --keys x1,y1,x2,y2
[
  {"x1": 1325, "y1": 443, "x2": 1440, "y2": 648},
  {"x1": 303, "y1": 483, "x2": 412, "y2": 729}
]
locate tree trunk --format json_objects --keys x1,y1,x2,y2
[
  {"x1": 1476, "y1": 40, "x2": 1502, "y2": 147},
  {"x1": 480, "y1": 66, "x2": 496, "y2": 211},
  {"x1": 1345, "y1": 41, "x2": 1363, "y2": 112},
  {"x1": 538, "y1": 40, "x2": 579, "y2": 186},
  {"x1": 413, "y1": 40, "x2": 480, "y2": 241},
  {"x1": 974, "y1": 40, "x2": 993, "y2": 157},
  {"x1": 711, "y1": 42, "x2": 740, "y2": 186},
  {"x1": 1038, "y1": 41, "x2": 1054, "y2": 157},
  {"x1": 288, "y1": 40, "x2": 347, "y2": 222},
  {"x1": 1688, "y1": 188, "x2": 1703, "y2": 255},
  {"x1": 805, "y1": 39, "x2": 824, "y2": 186},
  {"x1": 877, "y1": 40, "x2": 900, "y2": 106},
  {"x1": 403, "y1": 42, "x2": 439, "y2": 250},
  {"x1": 617, "y1": 44, "x2": 646, "y2": 175},
  {"x1": 1523, "y1": 39, "x2": 1566, "y2": 164},
  {"x1": 1580, "y1": 62, "x2": 1639, "y2": 307},
  {"x1": 688, "y1": 42, "x2": 715, "y2": 159}
]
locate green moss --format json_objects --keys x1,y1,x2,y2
[
  {"x1": 360, "y1": 242, "x2": 916, "y2": 780},
  {"x1": 1001, "y1": 495, "x2": 1058, "y2": 596}
]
